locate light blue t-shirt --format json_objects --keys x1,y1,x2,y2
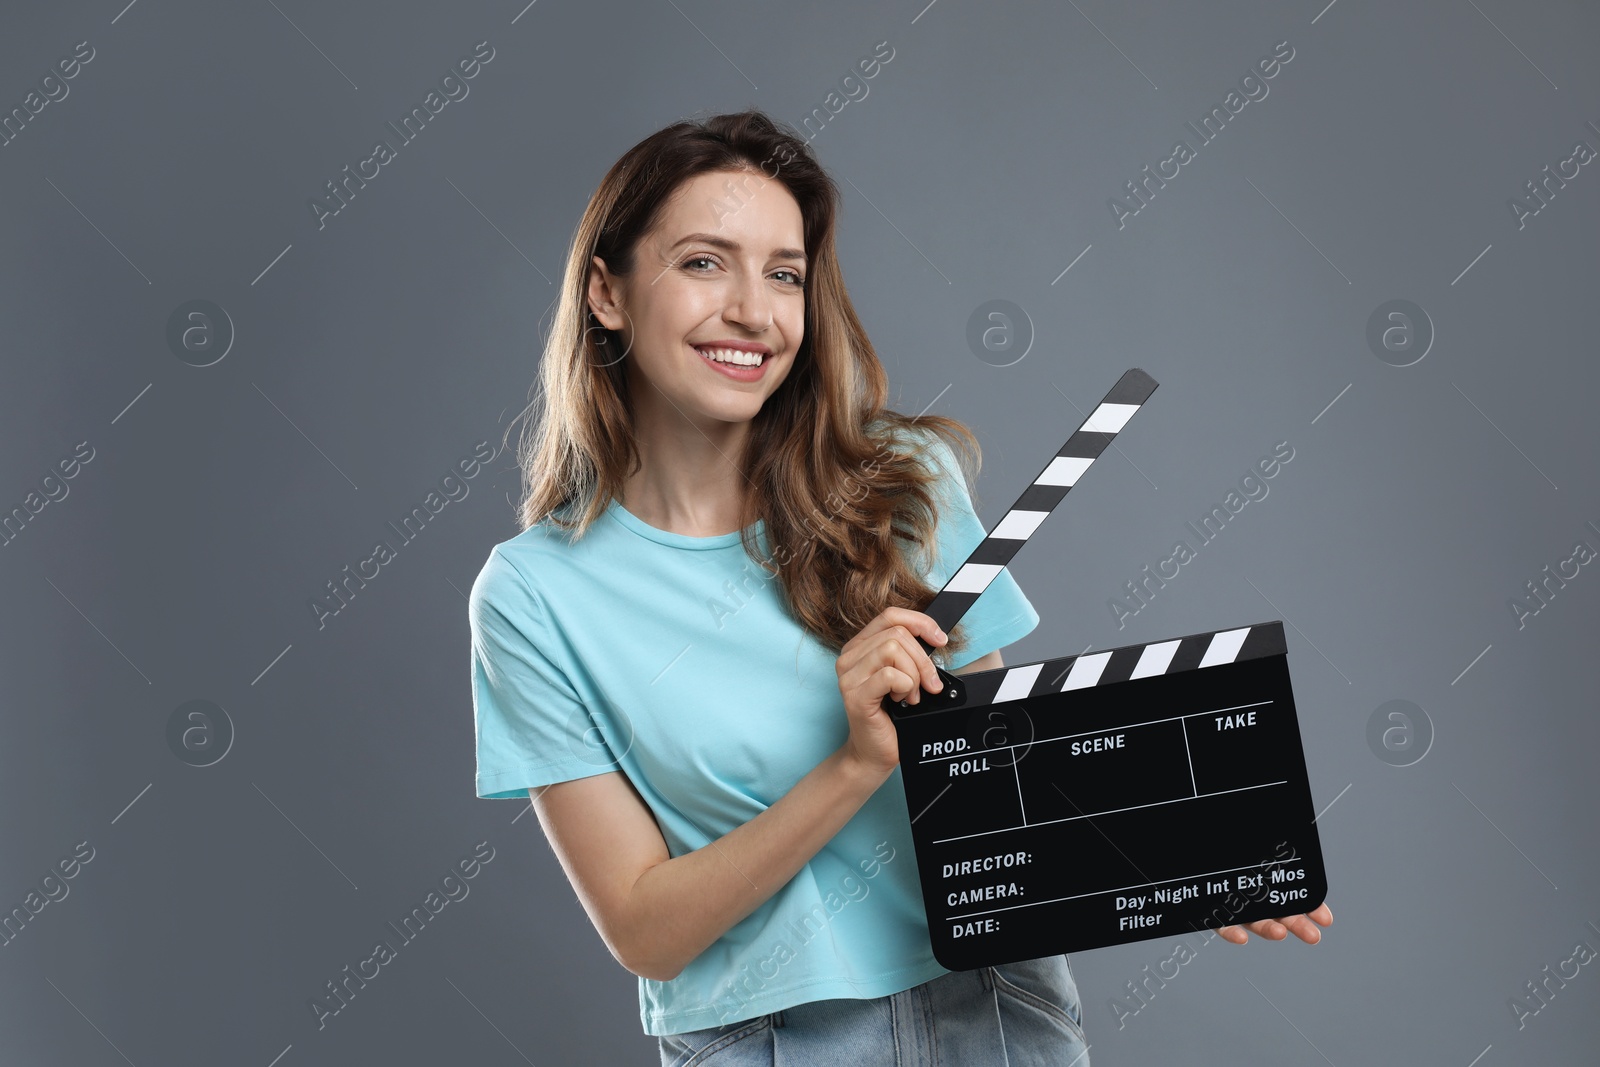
[{"x1": 468, "y1": 429, "x2": 1040, "y2": 1036}]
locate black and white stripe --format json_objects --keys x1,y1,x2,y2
[
  {"x1": 971, "y1": 620, "x2": 1289, "y2": 706},
  {"x1": 923, "y1": 368, "x2": 1159, "y2": 637}
]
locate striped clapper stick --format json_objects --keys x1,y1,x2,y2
[
  {"x1": 915, "y1": 368, "x2": 1159, "y2": 647},
  {"x1": 883, "y1": 368, "x2": 1160, "y2": 714},
  {"x1": 884, "y1": 374, "x2": 1329, "y2": 967}
]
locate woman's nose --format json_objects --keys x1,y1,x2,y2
[{"x1": 723, "y1": 272, "x2": 773, "y2": 332}]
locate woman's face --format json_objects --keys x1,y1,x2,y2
[{"x1": 587, "y1": 168, "x2": 807, "y2": 433}]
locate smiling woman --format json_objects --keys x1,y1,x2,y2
[
  {"x1": 584, "y1": 172, "x2": 812, "y2": 463},
  {"x1": 467, "y1": 110, "x2": 1088, "y2": 1064}
]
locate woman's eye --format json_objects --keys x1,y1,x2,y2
[{"x1": 681, "y1": 257, "x2": 802, "y2": 287}]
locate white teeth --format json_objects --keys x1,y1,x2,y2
[{"x1": 696, "y1": 346, "x2": 765, "y2": 367}]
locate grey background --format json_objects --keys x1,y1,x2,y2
[{"x1": 2, "y1": 0, "x2": 1595, "y2": 1064}]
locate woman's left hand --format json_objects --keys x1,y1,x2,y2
[{"x1": 1213, "y1": 901, "x2": 1332, "y2": 945}]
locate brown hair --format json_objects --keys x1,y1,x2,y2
[{"x1": 507, "y1": 109, "x2": 984, "y2": 663}]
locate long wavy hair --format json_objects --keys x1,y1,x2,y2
[{"x1": 507, "y1": 109, "x2": 985, "y2": 664}]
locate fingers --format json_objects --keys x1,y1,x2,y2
[
  {"x1": 1212, "y1": 903, "x2": 1333, "y2": 945},
  {"x1": 844, "y1": 608, "x2": 947, "y2": 663},
  {"x1": 859, "y1": 639, "x2": 930, "y2": 704},
  {"x1": 1279, "y1": 903, "x2": 1332, "y2": 942},
  {"x1": 1277, "y1": 914, "x2": 1323, "y2": 944},
  {"x1": 1250, "y1": 918, "x2": 1289, "y2": 939},
  {"x1": 1212, "y1": 920, "x2": 1284, "y2": 944},
  {"x1": 838, "y1": 647, "x2": 920, "y2": 707},
  {"x1": 877, "y1": 663, "x2": 921, "y2": 705},
  {"x1": 840, "y1": 614, "x2": 948, "y2": 702},
  {"x1": 884, "y1": 623, "x2": 944, "y2": 696},
  {"x1": 1212, "y1": 924, "x2": 1249, "y2": 944},
  {"x1": 1214, "y1": 920, "x2": 1284, "y2": 943}
]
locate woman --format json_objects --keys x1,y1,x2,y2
[{"x1": 469, "y1": 109, "x2": 1330, "y2": 1065}]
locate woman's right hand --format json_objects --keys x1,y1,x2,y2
[{"x1": 835, "y1": 607, "x2": 950, "y2": 779}]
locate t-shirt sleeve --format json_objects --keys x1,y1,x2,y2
[
  {"x1": 913, "y1": 430, "x2": 1041, "y2": 670},
  {"x1": 469, "y1": 546, "x2": 620, "y2": 799}
]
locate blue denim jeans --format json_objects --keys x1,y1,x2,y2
[{"x1": 658, "y1": 954, "x2": 1088, "y2": 1066}]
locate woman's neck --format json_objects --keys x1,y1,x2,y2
[{"x1": 620, "y1": 419, "x2": 754, "y2": 537}]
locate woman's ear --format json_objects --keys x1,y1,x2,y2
[{"x1": 587, "y1": 255, "x2": 627, "y2": 331}]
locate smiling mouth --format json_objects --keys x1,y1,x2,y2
[{"x1": 693, "y1": 345, "x2": 769, "y2": 367}]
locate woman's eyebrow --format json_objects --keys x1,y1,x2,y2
[{"x1": 670, "y1": 232, "x2": 807, "y2": 263}]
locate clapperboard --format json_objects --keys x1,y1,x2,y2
[{"x1": 883, "y1": 369, "x2": 1328, "y2": 969}]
